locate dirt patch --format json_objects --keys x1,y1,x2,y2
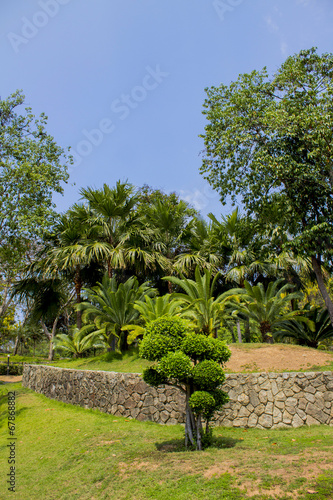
[
  {"x1": 224, "y1": 344, "x2": 333, "y2": 372},
  {"x1": 0, "y1": 375, "x2": 22, "y2": 383}
]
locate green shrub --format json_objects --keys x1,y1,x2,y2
[
  {"x1": 192, "y1": 360, "x2": 225, "y2": 390},
  {"x1": 181, "y1": 334, "x2": 231, "y2": 365},
  {"x1": 0, "y1": 363, "x2": 23, "y2": 375},
  {"x1": 142, "y1": 367, "x2": 167, "y2": 387},
  {"x1": 159, "y1": 351, "x2": 192, "y2": 381},
  {"x1": 139, "y1": 334, "x2": 181, "y2": 361},
  {"x1": 189, "y1": 391, "x2": 216, "y2": 415},
  {"x1": 206, "y1": 337, "x2": 231, "y2": 365},
  {"x1": 144, "y1": 316, "x2": 188, "y2": 339},
  {"x1": 181, "y1": 333, "x2": 211, "y2": 360}
]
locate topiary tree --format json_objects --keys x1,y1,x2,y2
[{"x1": 139, "y1": 317, "x2": 231, "y2": 450}]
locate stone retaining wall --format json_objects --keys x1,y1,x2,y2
[{"x1": 22, "y1": 365, "x2": 333, "y2": 428}]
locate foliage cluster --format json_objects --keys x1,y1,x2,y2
[{"x1": 140, "y1": 317, "x2": 231, "y2": 450}]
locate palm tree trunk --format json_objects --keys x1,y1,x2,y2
[
  {"x1": 311, "y1": 255, "x2": 333, "y2": 325},
  {"x1": 260, "y1": 321, "x2": 274, "y2": 344},
  {"x1": 107, "y1": 259, "x2": 113, "y2": 278},
  {"x1": 236, "y1": 320, "x2": 242, "y2": 343},
  {"x1": 74, "y1": 266, "x2": 82, "y2": 329}
]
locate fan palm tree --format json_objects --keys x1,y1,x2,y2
[
  {"x1": 173, "y1": 217, "x2": 222, "y2": 277},
  {"x1": 208, "y1": 209, "x2": 270, "y2": 286},
  {"x1": 12, "y1": 277, "x2": 73, "y2": 360},
  {"x1": 143, "y1": 196, "x2": 196, "y2": 291},
  {"x1": 229, "y1": 279, "x2": 305, "y2": 343},
  {"x1": 77, "y1": 274, "x2": 156, "y2": 351},
  {"x1": 79, "y1": 181, "x2": 139, "y2": 278},
  {"x1": 42, "y1": 208, "x2": 96, "y2": 329}
]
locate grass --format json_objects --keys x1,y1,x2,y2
[
  {"x1": 1, "y1": 383, "x2": 333, "y2": 499},
  {"x1": 2, "y1": 343, "x2": 333, "y2": 374},
  {"x1": 0, "y1": 350, "x2": 153, "y2": 374}
]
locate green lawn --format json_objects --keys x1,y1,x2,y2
[
  {"x1": 1, "y1": 383, "x2": 333, "y2": 500},
  {"x1": 2, "y1": 344, "x2": 333, "y2": 374}
]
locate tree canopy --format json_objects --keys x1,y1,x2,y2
[
  {"x1": 200, "y1": 47, "x2": 333, "y2": 321},
  {"x1": 0, "y1": 90, "x2": 71, "y2": 328}
]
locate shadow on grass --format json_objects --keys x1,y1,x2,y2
[
  {"x1": 0, "y1": 405, "x2": 29, "y2": 427},
  {"x1": 155, "y1": 436, "x2": 241, "y2": 453}
]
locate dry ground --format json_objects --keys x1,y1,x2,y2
[{"x1": 225, "y1": 344, "x2": 333, "y2": 373}]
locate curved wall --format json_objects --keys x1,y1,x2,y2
[{"x1": 22, "y1": 364, "x2": 333, "y2": 428}]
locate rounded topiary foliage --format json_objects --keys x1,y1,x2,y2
[
  {"x1": 159, "y1": 351, "x2": 192, "y2": 381},
  {"x1": 139, "y1": 334, "x2": 179, "y2": 361},
  {"x1": 206, "y1": 337, "x2": 231, "y2": 365},
  {"x1": 139, "y1": 317, "x2": 189, "y2": 361},
  {"x1": 189, "y1": 390, "x2": 216, "y2": 416},
  {"x1": 192, "y1": 359, "x2": 225, "y2": 391},
  {"x1": 181, "y1": 333, "x2": 211, "y2": 361},
  {"x1": 142, "y1": 366, "x2": 167, "y2": 387},
  {"x1": 145, "y1": 316, "x2": 189, "y2": 339}
]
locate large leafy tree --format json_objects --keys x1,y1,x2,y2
[
  {"x1": 200, "y1": 48, "x2": 333, "y2": 323},
  {"x1": 0, "y1": 90, "x2": 70, "y2": 324}
]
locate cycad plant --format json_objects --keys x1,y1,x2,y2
[
  {"x1": 165, "y1": 267, "x2": 236, "y2": 336},
  {"x1": 124, "y1": 294, "x2": 184, "y2": 345},
  {"x1": 276, "y1": 304, "x2": 333, "y2": 348},
  {"x1": 53, "y1": 327, "x2": 106, "y2": 358},
  {"x1": 77, "y1": 274, "x2": 155, "y2": 351},
  {"x1": 229, "y1": 279, "x2": 304, "y2": 343}
]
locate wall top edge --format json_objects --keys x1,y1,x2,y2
[{"x1": 24, "y1": 364, "x2": 333, "y2": 377}]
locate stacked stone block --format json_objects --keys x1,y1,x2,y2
[{"x1": 22, "y1": 365, "x2": 333, "y2": 428}]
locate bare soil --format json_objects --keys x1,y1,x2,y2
[
  {"x1": 224, "y1": 344, "x2": 333, "y2": 373},
  {"x1": 0, "y1": 375, "x2": 22, "y2": 383}
]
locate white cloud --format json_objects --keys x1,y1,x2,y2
[{"x1": 179, "y1": 189, "x2": 209, "y2": 211}]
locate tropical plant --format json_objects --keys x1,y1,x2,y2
[
  {"x1": 229, "y1": 279, "x2": 305, "y2": 343},
  {"x1": 77, "y1": 274, "x2": 156, "y2": 351},
  {"x1": 42, "y1": 208, "x2": 101, "y2": 329},
  {"x1": 200, "y1": 47, "x2": 333, "y2": 324},
  {"x1": 140, "y1": 316, "x2": 231, "y2": 450},
  {"x1": 276, "y1": 305, "x2": 333, "y2": 348},
  {"x1": 124, "y1": 294, "x2": 184, "y2": 345},
  {"x1": 53, "y1": 327, "x2": 106, "y2": 358},
  {"x1": 79, "y1": 181, "x2": 139, "y2": 278},
  {"x1": 12, "y1": 277, "x2": 73, "y2": 359},
  {"x1": 141, "y1": 192, "x2": 196, "y2": 291},
  {"x1": 165, "y1": 267, "x2": 236, "y2": 336}
]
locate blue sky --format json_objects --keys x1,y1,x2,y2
[{"x1": 1, "y1": 0, "x2": 332, "y2": 218}]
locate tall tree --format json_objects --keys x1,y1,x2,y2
[
  {"x1": 0, "y1": 90, "x2": 70, "y2": 324},
  {"x1": 200, "y1": 48, "x2": 333, "y2": 323},
  {"x1": 138, "y1": 188, "x2": 197, "y2": 291},
  {"x1": 79, "y1": 181, "x2": 139, "y2": 278}
]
